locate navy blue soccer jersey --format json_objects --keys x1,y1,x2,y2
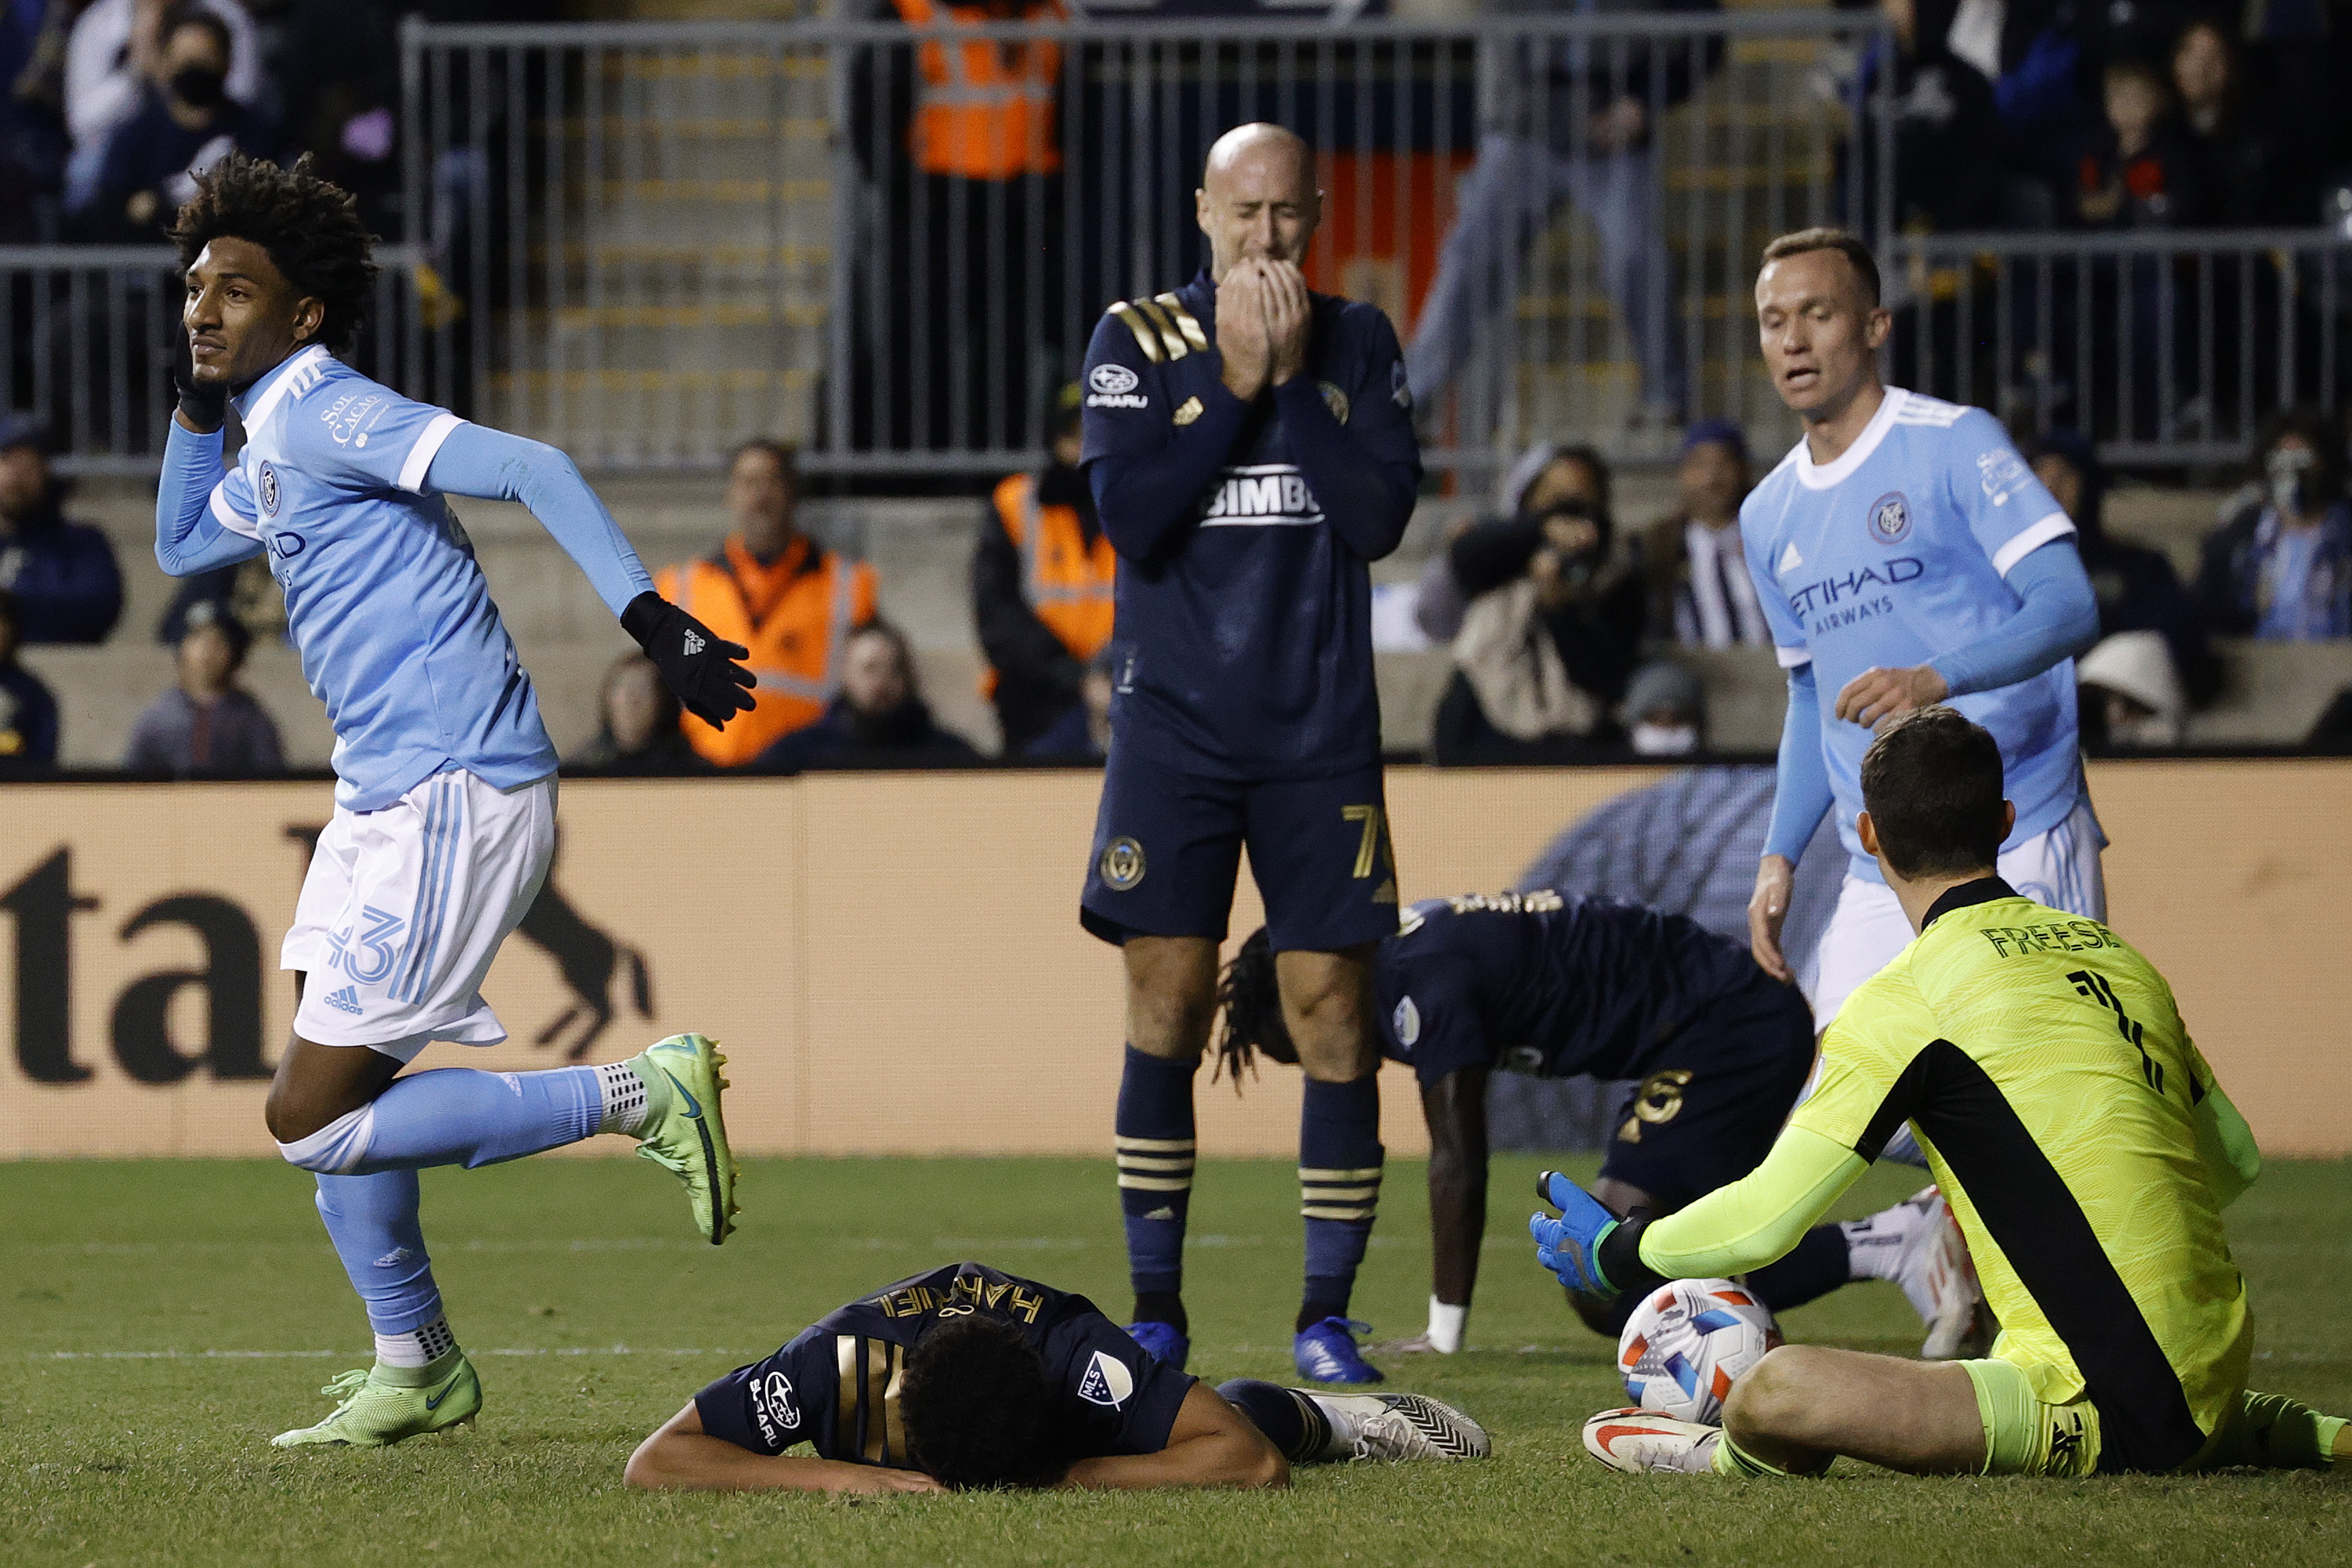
[
  {"x1": 695, "y1": 1262, "x2": 1194, "y2": 1470},
  {"x1": 1374, "y1": 891, "x2": 1777, "y2": 1087},
  {"x1": 1080, "y1": 269, "x2": 1421, "y2": 779}
]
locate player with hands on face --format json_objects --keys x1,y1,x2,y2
[
  {"x1": 154, "y1": 154, "x2": 753, "y2": 1450},
  {"x1": 1078, "y1": 123, "x2": 1421, "y2": 1387},
  {"x1": 1737, "y1": 228, "x2": 2103, "y2": 1058}
]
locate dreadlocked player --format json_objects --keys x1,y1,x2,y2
[
  {"x1": 1218, "y1": 898, "x2": 1989, "y2": 1358},
  {"x1": 153, "y1": 154, "x2": 757, "y2": 1447}
]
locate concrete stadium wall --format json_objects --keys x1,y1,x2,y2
[{"x1": 2, "y1": 760, "x2": 2347, "y2": 1161}]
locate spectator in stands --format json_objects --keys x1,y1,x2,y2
[
  {"x1": 1430, "y1": 443, "x2": 1645, "y2": 763},
  {"x1": 1852, "y1": 0, "x2": 2005, "y2": 233},
  {"x1": 1635, "y1": 418, "x2": 1766, "y2": 650},
  {"x1": 156, "y1": 553, "x2": 280, "y2": 646},
  {"x1": 2027, "y1": 429, "x2": 2220, "y2": 706},
  {"x1": 121, "y1": 600, "x2": 283, "y2": 775},
  {"x1": 975, "y1": 382, "x2": 1116, "y2": 754},
  {"x1": 2071, "y1": 54, "x2": 2207, "y2": 228},
  {"x1": 2197, "y1": 412, "x2": 2352, "y2": 641},
  {"x1": 1623, "y1": 659, "x2": 1705, "y2": 757},
  {"x1": 63, "y1": 0, "x2": 260, "y2": 210},
  {"x1": 755, "y1": 620, "x2": 981, "y2": 771},
  {"x1": 2169, "y1": 14, "x2": 2285, "y2": 226},
  {"x1": 67, "y1": 5, "x2": 274, "y2": 241},
  {"x1": 272, "y1": 0, "x2": 401, "y2": 227},
  {"x1": 565, "y1": 651, "x2": 707, "y2": 775},
  {"x1": 655, "y1": 440, "x2": 880, "y2": 769},
  {"x1": 1, "y1": 0, "x2": 73, "y2": 241},
  {"x1": 1023, "y1": 646, "x2": 1114, "y2": 762},
  {"x1": 0, "y1": 416, "x2": 123, "y2": 644},
  {"x1": 2077, "y1": 629, "x2": 2187, "y2": 751},
  {"x1": 0, "y1": 586, "x2": 59, "y2": 768},
  {"x1": 1406, "y1": 0, "x2": 1718, "y2": 428}
]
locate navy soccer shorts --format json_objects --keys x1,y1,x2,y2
[
  {"x1": 1079, "y1": 744, "x2": 1398, "y2": 953},
  {"x1": 1595, "y1": 978, "x2": 1817, "y2": 1207}
]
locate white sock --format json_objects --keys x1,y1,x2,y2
[
  {"x1": 1425, "y1": 1297, "x2": 1467, "y2": 1354},
  {"x1": 1841, "y1": 1202, "x2": 1926, "y2": 1282},
  {"x1": 1308, "y1": 1392, "x2": 1363, "y2": 1460},
  {"x1": 375, "y1": 1316, "x2": 457, "y2": 1369},
  {"x1": 594, "y1": 1061, "x2": 650, "y2": 1136}
]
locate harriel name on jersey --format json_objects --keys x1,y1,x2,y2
[{"x1": 1201, "y1": 465, "x2": 1325, "y2": 527}]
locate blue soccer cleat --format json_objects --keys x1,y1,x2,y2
[
  {"x1": 1294, "y1": 1317, "x2": 1384, "y2": 1384},
  {"x1": 1124, "y1": 1320, "x2": 1190, "y2": 1370}
]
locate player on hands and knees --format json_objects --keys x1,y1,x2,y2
[
  {"x1": 622, "y1": 1261, "x2": 1488, "y2": 1493},
  {"x1": 1217, "y1": 898, "x2": 1983, "y2": 1360},
  {"x1": 1740, "y1": 230, "x2": 2104, "y2": 1083},
  {"x1": 1079, "y1": 124, "x2": 1421, "y2": 1383},
  {"x1": 1541, "y1": 709, "x2": 2348, "y2": 1480},
  {"x1": 155, "y1": 155, "x2": 757, "y2": 1448}
]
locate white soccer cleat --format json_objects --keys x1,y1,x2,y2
[
  {"x1": 1581, "y1": 1407, "x2": 1721, "y2": 1475},
  {"x1": 1318, "y1": 1392, "x2": 1490, "y2": 1461},
  {"x1": 1893, "y1": 1186, "x2": 1988, "y2": 1359}
]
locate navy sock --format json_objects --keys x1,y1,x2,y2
[
  {"x1": 1298, "y1": 1073, "x2": 1382, "y2": 1333},
  {"x1": 1746, "y1": 1224, "x2": 1852, "y2": 1313},
  {"x1": 1116, "y1": 1045, "x2": 1197, "y2": 1329},
  {"x1": 1218, "y1": 1378, "x2": 1331, "y2": 1463}
]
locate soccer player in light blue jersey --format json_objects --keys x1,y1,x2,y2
[
  {"x1": 1738, "y1": 228, "x2": 2105, "y2": 1036},
  {"x1": 153, "y1": 155, "x2": 759, "y2": 1448}
]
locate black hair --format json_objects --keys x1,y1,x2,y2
[
  {"x1": 1761, "y1": 226, "x2": 1882, "y2": 310},
  {"x1": 160, "y1": 4, "x2": 232, "y2": 61},
  {"x1": 897, "y1": 1315, "x2": 1064, "y2": 1489},
  {"x1": 1859, "y1": 707, "x2": 2006, "y2": 879},
  {"x1": 181, "y1": 600, "x2": 252, "y2": 669},
  {"x1": 1214, "y1": 927, "x2": 1295, "y2": 1087},
  {"x1": 728, "y1": 438, "x2": 801, "y2": 497},
  {"x1": 171, "y1": 154, "x2": 378, "y2": 354},
  {"x1": 2252, "y1": 409, "x2": 2348, "y2": 505}
]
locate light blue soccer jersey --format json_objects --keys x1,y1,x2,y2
[
  {"x1": 205, "y1": 347, "x2": 557, "y2": 810},
  {"x1": 1740, "y1": 387, "x2": 2083, "y2": 881}
]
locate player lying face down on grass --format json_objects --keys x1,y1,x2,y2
[
  {"x1": 1542, "y1": 707, "x2": 2349, "y2": 1479},
  {"x1": 1218, "y1": 900, "x2": 1988, "y2": 1359},
  {"x1": 622, "y1": 1262, "x2": 1488, "y2": 1494}
]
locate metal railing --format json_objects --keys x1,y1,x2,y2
[
  {"x1": 0, "y1": 244, "x2": 441, "y2": 474},
  {"x1": 1885, "y1": 230, "x2": 2352, "y2": 466},
  {"x1": 397, "y1": 11, "x2": 1890, "y2": 477}
]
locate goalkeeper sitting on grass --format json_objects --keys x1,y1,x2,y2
[
  {"x1": 1541, "y1": 706, "x2": 2346, "y2": 1479},
  {"x1": 625, "y1": 1261, "x2": 1488, "y2": 1493}
]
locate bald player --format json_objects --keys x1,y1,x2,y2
[{"x1": 1076, "y1": 124, "x2": 1421, "y2": 1385}]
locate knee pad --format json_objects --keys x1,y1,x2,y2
[{"x1": 276, "y1": 1103, "x2": 377, "y2": 1174}]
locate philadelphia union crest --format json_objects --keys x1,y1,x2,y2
[
  {"x1": 1098, "y1": 837, "x2": 1146, "y2": 891},
  {"x1": 1867, "y1": 491, "x2": 1911, "y2": 544}
]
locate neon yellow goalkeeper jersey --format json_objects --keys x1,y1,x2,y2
[{"x1": 1791, "y1": 877, "x2": 2252, "y2": 1473}]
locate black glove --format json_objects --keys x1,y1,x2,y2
[
  {"x1": 622, "y1": 590, "x2": 757, "y2": 728},
  {"x1": 171, "y1": 331, "x2": 227, "y2": 432}
]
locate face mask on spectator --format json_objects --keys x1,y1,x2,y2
[
  {"x1": 1631, "y1": 720, "x2": 1700, "y2": 757},
  {"x1": 2267, "y1": 445, "x2": 2317, "y2": 518},
  {"x1": 171, "y1": 67, "x2": 227, "y2": 110}
]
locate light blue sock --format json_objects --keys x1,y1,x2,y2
[
  {"x1": 342, "y1": 1065, "x2": 603, "y2": 1174},
  {"x1": 314, "y1": 1171, "x2": 442, "y2": 1335}
]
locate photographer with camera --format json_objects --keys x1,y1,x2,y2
[{"x1": 1431, "y1": 441, "x2": 1647, "y2": 762}]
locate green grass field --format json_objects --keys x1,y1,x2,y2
[{"x1": 5, "y1": 1153, "x2": 2347, "y2": 1567}]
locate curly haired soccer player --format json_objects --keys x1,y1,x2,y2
[
  {"x1": 154, "y1": 154, "x2": 760, "y2": 1447},
  {"x1": 1076, "y1": 124, "x2": 1421, "y2": 1384},
  {"x1": 624, "y1": 1261, "x2": 1487, "y2": 1493},
  {"x1": 1542, "y1": 708, "x2": 2348, "y2": 1480}
]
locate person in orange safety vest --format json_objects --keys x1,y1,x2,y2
[
  {"x1": 655, "y1": 441, "x2": 880, "y2": 768},
  {"x1": 974, "y1": 383, "x2": 1116, "y2": 752},
  {"x1": 891, "y1": 0, "x2": 1064, "y2": 181}
]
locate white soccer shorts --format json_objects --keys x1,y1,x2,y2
[
  {"x1": 283, "y1": 769, "x2": 557, "y2": 1062},
  {"x1": 1800, "y1": 792, "x2": 2107, "y2": 1030}
]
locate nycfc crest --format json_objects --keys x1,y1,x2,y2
[
  {"x1": 1099, "y1": 837, "x2": 1146, "y2": 890},
  {"x1": 259, "y1": 462, "x2": 281, "y2": 517},
  {"x1": 1867, "y1": 491, "x2": 1911, "y2": 544}
]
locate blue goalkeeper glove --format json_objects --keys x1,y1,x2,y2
[{"x1": 1528, "y1": 1170, "x2": 1623, "y2": 1296}]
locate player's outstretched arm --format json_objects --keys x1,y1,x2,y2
[
  {"x1": 1752, "y1": 663, "x2": 1832, "y2": 982},
  {"x1": 623, "y1": 1401, "x2": 944, "y2": 1494},
  {"x1": 1421, "y1": 1067, "x2": 1490, "y2": 1344},
  {"x1": 1058, "y1": 1382, "x2": 1289, "y2": 1491}
]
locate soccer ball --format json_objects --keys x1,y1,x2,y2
[{"x1": 1616, "y1": 1278, "x2": 1782, "y2": 1425}]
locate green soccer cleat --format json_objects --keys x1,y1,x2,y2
[
  {"x1": 271, "y1": 1352, "x2": 481, "y2": 1448},
  {"x1": 630, "y1": 1033, "x2": 739, "y2": 1244}
]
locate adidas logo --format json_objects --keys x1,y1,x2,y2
[
  {"x1": 324, "y1": 985, "x2": 363, "y2": 1016},
  {"x1": 1778, "y1": 541, "x2": 1803, "y2": 576},
  {"x1": 683, "y1": 628, "x2": 706, "y2": 655}
]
